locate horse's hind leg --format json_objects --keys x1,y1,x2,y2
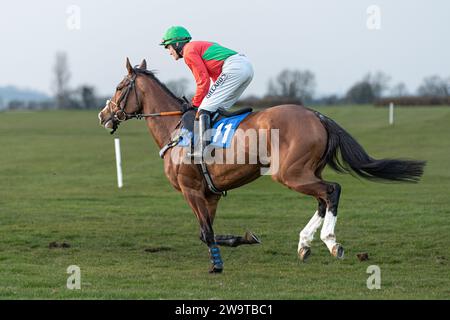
[
  {"x1": 280, "y1": 175, "x2": 344, "y2": 260},
  {"x1": 320, "y1": 182, "x2": 344, "y2": 259},
  {"x1": 298, "y1": 199, "x2": 326, "y2": 261}
]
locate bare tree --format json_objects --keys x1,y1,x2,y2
[
  {"x1": 417, "y1": 75, "x2": 450, "y2": 97},
  {"x1": 390, "y1": 82, "x2": 409, "y2": 97},
  {"x1": 363, "y1": 71, "x2": 391, "y2": 98},
  {"x1": 79, "y1": 85, "x2": 97, "y2": 109},
  {"x1": 267, "y1": 69, "x2": 316, "y2": 103},
  {"x1": 52, "y1": 52, "x2": 71, "y2": 109},
  {"x1": 345, "y1": 81, "x2": 375, "y2": 104},
  {"x1": 267, "y1": 79, "x2": 278, "y2": 97}
]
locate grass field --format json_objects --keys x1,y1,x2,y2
[{"x1": 0, "y1": 105, "x2": 449, "y2": 299}]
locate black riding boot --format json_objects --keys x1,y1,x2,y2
[{"x1": 190, "y1": 109, "x2": 212, "y2": 161}]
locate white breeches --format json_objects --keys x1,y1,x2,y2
[{"x1": 199, "y1": 54, "x2": 253, "y2": 112}]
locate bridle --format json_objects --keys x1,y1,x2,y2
[
  {"x1": 104, "y1": 73, "x2": 140, "y2": 134},
  {"x1": 106, "y1": 72, "x2": 183, "y2": 134}
]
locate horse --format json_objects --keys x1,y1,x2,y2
[{"x1": 98, "y1": 58, "x2": 425, "y2": 273}]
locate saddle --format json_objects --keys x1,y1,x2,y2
[
  {"x1": 162, "y1": 107, "x2": 253, "y2": 197},
  {"x1": 181, "y1": 107, "x2": 253, "y2": 133}
]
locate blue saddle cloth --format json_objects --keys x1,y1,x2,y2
[{"x1": 178, "y1": 112, "x2": 251, "y2": 148}]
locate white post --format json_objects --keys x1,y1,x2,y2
[
  {"x1": 114, "y1": 138, "x2": 123, "y2": 188},
  {"x1": 389, "y1": 102, "x2": 394, "y2": 125}
]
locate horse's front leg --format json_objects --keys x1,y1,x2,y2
[
  {"x1": 214, "y1": 232, "x2": 261, "y2": 247},
  {"x1": 200, "y1": 218, "x2": 224, "y2": 273},
  {"x1": 182, "y1": 188, "x2": 224, "y2": 273},
  {"x1": 201, "y1": 194, "x2": 261, "y2": 248}
]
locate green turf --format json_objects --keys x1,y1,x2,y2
[{"x1": 0, "y1": 106, "x2": 449, "y2": 299}]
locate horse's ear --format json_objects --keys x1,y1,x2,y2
[
  {"x1": 138, "y1": 59, "x2": 147, "y2": 70},
  {"x1": 126, "y1": 57, "x2": 134, "y2": 75}
]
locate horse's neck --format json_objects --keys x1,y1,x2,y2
[{"x1": 140, "y1": 77, "x2": 181, "y2": 148}]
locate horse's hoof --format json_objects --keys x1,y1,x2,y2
[
  {"x1": 244, "y1": 231, "x2": 261, "y2": 245},
  {"x1": 298, "y1": 247, "x2": 311, "y2": 262},
  {"x1": 209, "y1": 264, "x2": 223, "y2": 273},
  {"x1": 332, "y1": 244, "x2": 344, "y2": 259}
]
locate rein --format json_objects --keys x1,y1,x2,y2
[{"x1": 134, "y1": 110, "x2": 184, "y2": 119}]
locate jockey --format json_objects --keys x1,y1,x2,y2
[{"x1": 160, "y1": 26, "x2": 254, "y2": 159}]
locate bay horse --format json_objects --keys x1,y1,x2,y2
[{"x1": 98, "y1": 58, "x2": 425, "y2": 273}]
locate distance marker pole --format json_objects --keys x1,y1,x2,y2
[{"x1": 114, "y1": 138, "x2": 123, "y2": 188}]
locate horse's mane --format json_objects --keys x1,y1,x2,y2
[{"x1": 133, "y1": 67, "x2": 184, "y2": 104}]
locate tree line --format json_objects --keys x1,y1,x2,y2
[
  {"x1": 3, "y1": 52, "x2": 450, "y2": 111},
  {"x1": 5, "y1": 52, "x2": 105, "y2": 111},
  {"x1": 162, "y1": 69, "x2": 450, "y2": 108}
]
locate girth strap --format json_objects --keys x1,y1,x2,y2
[
  {"x1": 159, "y1": 141, "x2": 227, "y2": 197},
  {"x1": 159, "y1": 140, "x2": 179, "y2": 158},
  {"x1": 197, "y1": 163, "x2": 227, "y2": 197}
]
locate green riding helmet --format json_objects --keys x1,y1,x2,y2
[{"x1": 160, "y1": 26, "x2": 192, "y2": 47}]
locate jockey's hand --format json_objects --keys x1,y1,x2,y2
[{"x1": 181, "y1": 101, "x2": 195, "y2": 113}]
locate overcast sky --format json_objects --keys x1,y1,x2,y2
[{"x1": 0, "y1": 0, "x2": 449, "y2": 98}]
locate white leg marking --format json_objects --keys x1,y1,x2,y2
[
  {"x1": 320, "y1": 209, "x2": 337, "y2": 253},
  {"x1": 298, "y1": 211, "x2": 324, "y2": 252}
]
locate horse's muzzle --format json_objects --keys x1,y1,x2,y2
[
  {"x1": 98, "y1": 111, "x2": 113, "y2": 128},
  {"x1": 103, "y1": 119, "x2": 115, "y2": 130}
]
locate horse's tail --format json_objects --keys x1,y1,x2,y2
[{"x1": 314, "y1": 111, "x2": 426, "y2": 182}]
